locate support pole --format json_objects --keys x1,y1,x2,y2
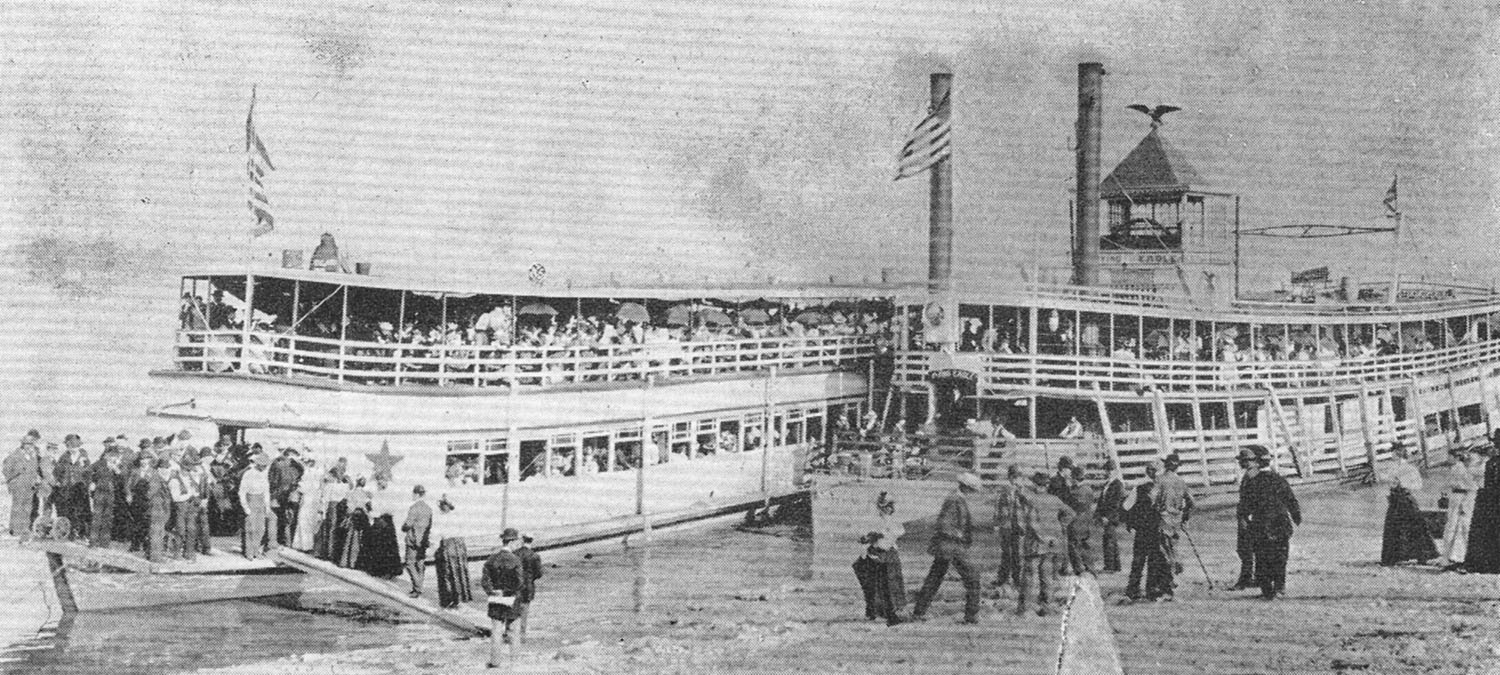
[
  {"x1": 1446, "y1": 369, "x2": 1464, "y2": 446},
  {"x1": 1149, "y1": 387, "x2": 1173, "y2": 457},
  {"x1": 1264, "y1": 390, "x2": 1307, "y2": 477},
  {"x1": 241, "y1": 274, "x2": 256, "y2": 372},
  {"x1": 338, "y1": 284, "x2": 349, "y2": 383},
  {"x1": 761, "y1": 366, "x2": 776, "y2": 495}
]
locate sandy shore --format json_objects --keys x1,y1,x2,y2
[{"x1": 166, "y1": 477, "x2": 1500, "y2": 674}]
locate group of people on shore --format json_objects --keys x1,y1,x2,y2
[
  {"x1": 855, "y1": 445, "x2": 1305, "y2": 624},
  {"x1": 1378, "y1": 432, "x2": 1500, "y2": 574}
]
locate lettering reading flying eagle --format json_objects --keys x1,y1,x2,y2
[{"x1": 1127, "y1": 104, "x2": 1181, "y2": 128}]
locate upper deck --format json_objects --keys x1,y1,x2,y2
[
  {"x1": 164, "y1": 270, "x2": 906, "y2": 392},
  {"x1": 894, "y1": 276, "x2": 1500, "y2": 399}
]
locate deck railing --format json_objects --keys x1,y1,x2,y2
[
  {"x1": 1014, "y1": 279, "x2": 1499, "y2": 318},
  {"x1": 895, "y1": 337, "x2": 1500, "y2": 395},
  {"x1": 172, "y1": 329, "x2": 878, "y2": 388}
]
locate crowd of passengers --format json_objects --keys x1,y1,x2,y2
[
  {"x1": 183, "y1": 293, "x2": 893, "y2": 350},
  {"x1": 935, "y1": 315, "x2": 1482, "y2": 363}
]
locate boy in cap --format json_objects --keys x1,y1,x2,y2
[
  {"x1": 482, "y1": 528, "x2": 525, "y2": 667},
  {"x1": 911, "y1": 472, "x2": 984, "y2": 624},
  {"x1": 1149, "y1": 454, "x2": 1194, "y2": 601}
]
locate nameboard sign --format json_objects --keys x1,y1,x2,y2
[
  {"x1": 1100, "y1": 251, "x2": 1183, "y2": 267},
  {"x1": 929, "y1": 368, "x2": 979, "y2": 383}
]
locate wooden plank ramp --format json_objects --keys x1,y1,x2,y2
[{"x1": 267, "y1": 548, "x2": 490, "y2": 638}]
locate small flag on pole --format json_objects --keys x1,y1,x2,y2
[
  {"x1": 1382, "y1": 174, "x2": 1399, "y2": 218},
  {"x1": 246, "y1": 86, "x2": 276, "y2": 237},
  {"x1": 894, "y1": 92, "x2": 951, "y2": 180}
]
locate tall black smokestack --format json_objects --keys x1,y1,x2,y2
[
  {"x1": 1073, "y1": 63, "x2": 1104, "y2": 287},
  {"x1": 927, "y1": 73, "x2": 953, "y2": 296}
]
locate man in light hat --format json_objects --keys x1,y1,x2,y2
[
  {"x1": 4, "y1": 431, "x2": 43, "y2": 536},
  {"x1": 238, "y1": 452, "x2": 272, "y2": 559},
  {"x1": 482, "y1": 527, "x2": 525, "y2": 666},
  {"x1": 1230, "y1": 446, "x2": 1261, "y2": 590},
  {"x1": 992, "y1": 465, "x2": 1026, "y2": 591},
  {"x1": 1241, "y1": 445, "x2": 1301, "y2": 599},
  {"x1": 912, "y1": 472, "x2": 984, "y2": 624}
]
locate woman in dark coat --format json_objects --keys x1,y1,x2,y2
[
  {"x1": 1380, "y1": 442, "x2": 1440, "y2": 566},
  {"x1": 433, "y1": 498, "x2": 473, "y2": 608},
  {"x1": 1463, "y1": 440, "x2": 1500, "y2": 573},
  {"x1": 358, "y1": 512, "x2": 404, "y2": 579}
]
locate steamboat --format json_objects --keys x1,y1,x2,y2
[{"x1": 814, "y1": 63, "x2": 1500, "y2": 565}]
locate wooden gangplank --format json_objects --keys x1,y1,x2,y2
[
  {"x1": 268, "y1": 548, "x2": 489, "y2": 638},
  {"x1": 29, "y1": 539, "x2": 159, "y2": 573}
]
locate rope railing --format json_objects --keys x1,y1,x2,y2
[{"x1": 171, "y1": 329, "x2": 878, "y2": 388}]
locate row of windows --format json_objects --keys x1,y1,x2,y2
[{"x1": 442, "y1": 400, "x2": 866, "y2": 485}]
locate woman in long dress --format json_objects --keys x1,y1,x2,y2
[
  {"x1": 359, "y1": 512, "x2": 404, "y2": 579},
  {"x1": 290, "y1": 459, "x2": 322, "y2": 551},
  {"x1": 337, "y1": 478, "x2": 373, "y2": 568},
  {"x1": 433, "y1": 497, "x2": 473, "y2": 608},
  {"x1": 1464, "y1": 437, "x2": 1500, "y2": 573},
  {"x1": 1379, "y1": 442, "x2": 1438, "y2": 566},
  {"x1": 314, "y1": 475, "x2": 349, "y2": 560}
]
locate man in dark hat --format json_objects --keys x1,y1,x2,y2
[
  {"x1": 1123, "y1": 459, "x2": 1161, "y2": 601},
  {"x1": 402, "y1": 485, "x2": 433, "y2": 598},
  {"x1": 482, "y1": 528, "x2": 525, "y2": 667},
  {"x1": 1047, "y1": 456, "x2": 1076, "y2": 501},
  {"x1": 1064, "y1": 464, "x2": 1098, "y2": 575},
  {"x1": 268, "y1": 447, "x2": 305, "y2": 547},
  {"x1": 86, "y1": 446, "x2": 121, "y2": 548},
  {"x1": 55, "y1": 434, "x2": 91, "y2": 539},
  {"x1": 145, "y1": 458, "x2": 174, "y2": 562},
  {"x1": 515, "y1": 534, "x2": 543, "y2": 643},
  {"x1": 1230, "y1": 447, "x2": 1261, "y2": 590},
  {"x1": 4, "y1": 431, "x2": 43, "y2": 536},
  {"x1": 1241, "y1": 445, "x2": 1301, "y2": 599},
  {"x1": 992, "y1": 465, "x2": 1025, "y2": 591},
  {"x1": 1096, "y1": 458, "x2": 1127, "y2": 573},
  {"x1": 1148, "y1": 453, "x2": 1194, "y2": 601},
  {"x1": 912, "y1": 472, "x2": 984, "y2": 624},
  {"x1": 1017, "y1": 471, "x2": 1075, "y2": 616}
]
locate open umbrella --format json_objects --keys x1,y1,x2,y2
[
  {"x1": 697, "y1": 309, "x2": 733, "y2": 327},
  {"x1": 794, "y1": 310, "x2": 828, "y2": 326},
  {"x1": 664, "y1": 304, "x2": 693, "y2": 327},
  {"x1": 740, "y1": 308, "x2": 771, "y2": 325},
  {"x1": 615, "y1": 302, "x2": 649, "y2": 323},
  {"x1": 517, "y1": 303, "x2": 558, "y2": 316}
]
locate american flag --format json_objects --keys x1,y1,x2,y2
[
  {"x1": 246, "y1": 87, "x2": 276, "y2": 237},
  {"x1": 894, "y1": 92, "x2": 951, "y2": 181},
  {"x1": 1383, "y1": 174, "x2": 1399, "y2": 218}
]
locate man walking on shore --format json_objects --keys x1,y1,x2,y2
[
  {"x1": 1150, "y1": 454, "x2": 1194, "y2": 601},
  {"x1": 402, "y1": 485, "x2": 432, "y2": 598},
  {"x1": 516, "y1": 534, "x2": 543, "y2": 642},
  {"x1": 912, "y1": 472, "x2": 983, "y2": 624},
  {"x1": 1241, "y1": 445, "x2": 1301, "y2": 599},
  {"x1": 1123, "y1": 460, "x2": 1160, "y2": 601},
  {"x1": 1230, "y1": 447, "x2": 1260, "y2": 590},
  {"x1": 482, "y1": 528, "x2": 525, "y2": 668}
]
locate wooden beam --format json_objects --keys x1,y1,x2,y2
[
  {"x1": 1149, "y1": 387, "x2": 1173, "y2": 457},
  {"x1": 46, "y1": 552, "x2": 78, "y2": 613},
  {"x1": 1405, "y1": 379, "x2": 1432, "y2": 468},
  {"x1": 1090, "y1": 382, "x2": 1122, "y2": 472},
  {"x1": 1189, "y1": 392, "x2": 1211, "y2": 487},
  {"x1": 1296, "y1": 395, "x2": 1316, "y2": 474},
  {"x1": 1357, "y1": 382, "x2": 1378, "y2": 470},
  {"x1": 1326, "y1": 386, "x2": 1347, "y2": 476},
  {"x1": 1263, "y1": 389, "x2": 1307, "y2": 477},
  {"x1": 268, "y1": 548, "x2": 488, "y2": 638}
]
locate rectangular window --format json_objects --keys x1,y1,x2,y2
[
  {"x1": 483, "y1": 454, "x2": 508, "y2": 485},
  {"x1": 1459, "y1": 403, "x2": 1483, "y2": 427}
]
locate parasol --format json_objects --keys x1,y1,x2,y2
[
  {"x1": 664, "y1": 304, "x2": 693, "y2": 327},
  {"x1": 517, "y1": 303, "x2": 558, "y2": 316},
  {"x1": 794, "y1": 310, "x2": 828, "y2": 326},
  {"x1": 697, "y1": 309, "x2": 733, "y2": 327},
  {"x1": 615, "y1": 302, "x2": 649, "y2": 323},
  {"x1": 740, "y1": 308, "x2": 771, "y2": 325}
]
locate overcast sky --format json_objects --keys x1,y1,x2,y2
[{"x1": 0, "y1": 1, "x2": 1496, "y2": 436}]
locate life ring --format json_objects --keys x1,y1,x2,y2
[{"x1": 923, "y1": 302, "x2": 945, "y2": 330}]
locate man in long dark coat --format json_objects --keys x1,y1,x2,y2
[
  {"x1": 267, "y1": 448, "x2": 304, "y2": 546},
  {"x1": 54, "y1": 435, "x2": 91, "y2": 539},
  {"x1": 1123, "y1": 460, "x2": 1160, "y2": 601},
  {"x1": 912, "y1": 472, "x2": 983, "y2": 624},
  {"x1": 1241, "y1": 445, "x2": 1301, "y2": 599},
  {"x1": 86, "y1": 447, "x2": 119, "y2": 547},
  {"x1": 1096, "y1": 459, "x2": 1127, "y2": 573},
  {"x1": 1230, "y1": 447, "x2": 1260, "y2": 589},
  {"x1": 515, "y1": 534, "x2": 543, "y2": 642}
]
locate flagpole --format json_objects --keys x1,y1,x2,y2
[{"x1": 1386, "y1": 173, "x2": 1400, "y2": 303}]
